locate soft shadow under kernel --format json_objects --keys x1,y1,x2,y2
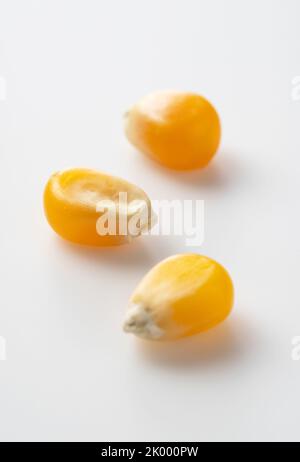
[
  {"x1": 50, "y1": 233, "x2": 174, "y2": 271},
  {"x1": 130, "y1": 148, "x2": 246, "y2": 192},
  {"x1": 134, "y1": 315, "x2": 256, "y2": 370}
]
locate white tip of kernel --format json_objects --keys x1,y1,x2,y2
[{"x1": 123, "y1": 303, "x2": 164, "y2": 340}]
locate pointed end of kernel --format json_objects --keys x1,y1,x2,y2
[{"x1": 123, "y1": 303, "x2": 164, "y2": 340}]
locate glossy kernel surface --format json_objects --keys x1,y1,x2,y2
[
  {"x1": 123, "y1": 254, "x2": 234, "y2": 341},
  {"x1": 44, "y1": 168, "x2": 152, "y2": 246},
  {"x1": 124, "y1": 91, "x2": 221, "y2": 170}
]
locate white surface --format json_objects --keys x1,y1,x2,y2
[{"x1": 0, "y1": 0, "x2": 299, "y2": 442}]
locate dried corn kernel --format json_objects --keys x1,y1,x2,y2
[
  {"x1": 44, "y1": 168, "x2": 153, "y2": 246},
  {"x1": 124, "y1": 91, "x2": 221, "y2": 170},
  {"x1": 123, "y1": 254, "x2": 234, "y2": 341}
]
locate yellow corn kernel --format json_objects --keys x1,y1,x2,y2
[
  {"x1": 124, "y1": 91, "x2": 221, "y2": 170},
  {"x1": 44, "y1": 168, "x2": 153, "y2": 246},
  {"x1": 123, "y1": 254, "x2": 234, "y2": 341}
]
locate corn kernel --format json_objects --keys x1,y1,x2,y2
[
  {"x1": 123, "y1": 254, "x2": 234, "y2": 341},
  {"x1": 124, "y1": 91, "x2": 221, "y2": 170},
  {"x1": 44, "y1": 168, "x2": 153, "y2": 246}
]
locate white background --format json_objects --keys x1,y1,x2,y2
[{"x1": 0, "y1": 0, "x2": 299, "y2": 442}]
